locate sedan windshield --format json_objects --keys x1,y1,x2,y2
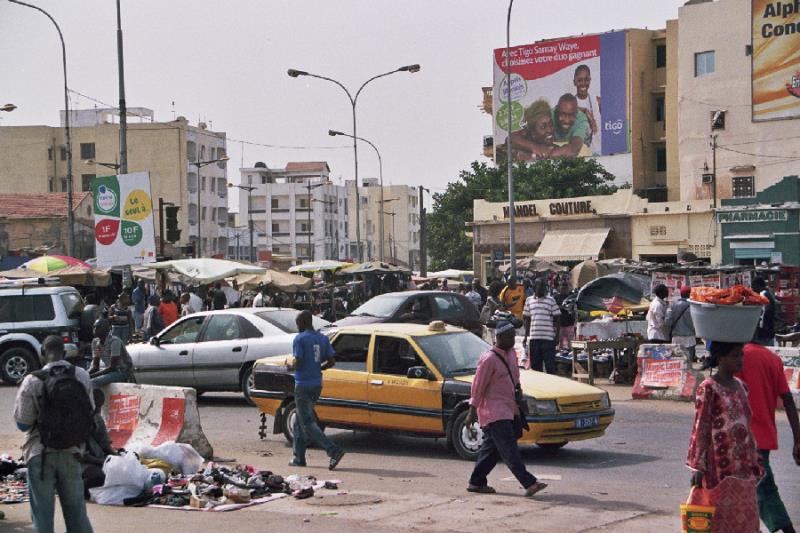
[
  {"x1": 349, "y1": 294, "x2": 407, "y2": 318},
  {"x1": 413, "y1": 332, "x2": 490, "y2": 376},
  {"x1": 256, "y1": 310, "x2": 329, "y2": 333}
]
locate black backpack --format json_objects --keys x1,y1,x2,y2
[{"x1": 33, "y1": 365, "x2": 94, "y2": 450}]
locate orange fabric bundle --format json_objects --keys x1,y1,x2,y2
[{"x1": 690, "y1": 285, "x2": 769, "y2": 306}]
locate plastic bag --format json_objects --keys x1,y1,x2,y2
[
  {"x1": 129, "y1": 441, "x2": 203, "y2": 475},
  {"x1": 90, "y1": 484, "x2": 143, "y2": 506},
  {"x1": 102, "y1": 452, "x2": 150, "y2": 489},
  {"x1": 681, "y1": 487, "x2": 714, "y2": 532}
]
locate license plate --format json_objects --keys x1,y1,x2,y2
[{"x1": 575, "y1": 415, "x2": 599, "y2": 429}]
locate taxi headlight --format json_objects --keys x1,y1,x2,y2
[
  {"x1": 526, "y1": 398, "x2": 558, "y2": 415},
  {"x1": 600, "y1": 393, "x2": 611, "y2": 409}
]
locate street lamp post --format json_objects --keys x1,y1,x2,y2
[
  {"x1": 304, "y1": 181, "x2": 327, "y2": 262},
  {"x1": 191, "y1": 155, "x2": 229, "y2": 257},
  {"x1": 86, "y1": 159, "x2": 121, "y2": 171},
  {"x1": 10, "y1": 0, "x2": 75, "y2": 255},
  {"x1": 116, "y1": 0, "x2": 128, "y2": 174},
  {"x1": 228, "y1": 183, "x2": 256, "y2": 262},
  {"x1": 288, "y1": 64, "x2": 420, "y2": 262},
  {"x1": 329, "y1": 129, "x2": 391, "y2": 261},
  {"x1": 383, "y1": 210, "x2": 397, "y2": 263},
  {"x1": 506, "y1": 0, "x2": 517, "y2": 282}
]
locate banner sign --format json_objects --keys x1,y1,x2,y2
[
  {"x1": 752, "y1": 0, "x2": 800, "y2": 121},
  {"x1": 717, "y1": 209, "x2": 788, "y2": 223},
  {"x1": 93, "y1": 172, "x2": 157, "y2": 268},
  {"x1": 493, "y1": 30, "x2": 629, "y2": 162}
]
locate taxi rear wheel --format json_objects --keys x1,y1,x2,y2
[
  {"x1": 450, "y1": 410, "x2": 483, "y2": 461},
  {"x1": 281, "y1": 401, "x2": 326, "y2": 444},
  {"x1": 537, "y1": 442, "x2": 567, "y2": 451}
]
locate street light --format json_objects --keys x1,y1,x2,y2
[
  {"x1": 1, "y1": 104, "x2": 16, "y2": 112},
  {"x1": 228, "y1": 183, "x2": 256, "y2": 262},
  {"x1": 86, "y1": 159, "x2": 121, "y2": 171},
  {"x1": 191, "y1": 154, "x2": 229, "y2": 257},
  {"x1": 288, "y1": 64, "x2": 420, "y2": 262},
  {"x1": 505, "y1": 0, "x2": 517, "y2": 282},
  {"x1": 329, "y1": 129, "x2": 391, "y2": 262},
  {"x1": 9, "y1": 0, "x2": 75, "y2": 256}
]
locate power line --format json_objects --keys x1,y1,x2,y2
[{"x1": 716, "y1": 145, "x2": 799, "y2": 160}]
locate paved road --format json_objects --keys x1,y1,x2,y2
[{"x1": 0, "y1": 384, "x2": 797, "y2": 532}]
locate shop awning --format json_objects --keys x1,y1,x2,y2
[{"x1": 534, "y1": 227, "x2": 611, "y2": 261}]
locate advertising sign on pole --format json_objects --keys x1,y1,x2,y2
[
  {"x1": 752, "y1": 0, "x2": 800, "y2": 121},
  {"x1": 492, "y1": 30, "x2": 629, "y2": 162},
  {"x1": 93, "y1": 172, "x2": 157, "y2": 268}
]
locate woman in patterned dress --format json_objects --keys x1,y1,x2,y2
[{"x1": 687, "y1": 341, "x2": 764, "y2": 532}]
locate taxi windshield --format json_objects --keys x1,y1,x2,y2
[{"x1": 413, "y1": 332, "x2": 490, "y2": 376}]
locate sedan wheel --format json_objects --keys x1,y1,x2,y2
[
  {"x1": 450, "y1": 410, "x2": 484, "y2": 461},
  {"x1": 241, "y1": 366, "x2": 256, "y2": 406},
  {"x1": 1, "y1": 347, "x2": 35, "y2": 385}
]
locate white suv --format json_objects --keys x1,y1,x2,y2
[{"x1": 0, "y1": 285, "x2": 85, "y2": 384}]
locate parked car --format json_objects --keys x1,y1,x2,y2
[
  {"x1": 0, "y1": 284, "x2": 91, "y2": 384},
  {"x1": 333, "y1": 291, "x2": 484, "y2": 336},
  {"x1": 128, "y1": 308, "x2": 328, "y2": 403},
  {"x1": 251, "y1": 322, "x2": 615, "y2": 460}
]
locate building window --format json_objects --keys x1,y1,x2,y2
[
  {"x1": 694, "y1": 51, "x2": 715, "y2": 77},
  {"x1": 656, "y1": 44, "x2": 667, "y2": 68},
  {"x1": 48, "y1": 147, "x2": 53, "y2": 160},
  {"x1": 216, "y1": 148, "x2": 226, "y2": 168},
  {"x1": 211, "y1": 208, "x2": 216, "y2": 221},
  {"x1": 649, "y1": 225, "x2": 667, "y2": 237},
  {"x1": 656, "y1": 148, "x2": 667, "y2": 172},
  {"x1": 271, "y1": 198, "x2": 279, "y2": 209},
  {"x1": 79, "y1": 143, "x2": 96, "y2": 160},
  {"x1": 211, "y1": 178, "x2": 216, "y2": 192},
  {"x1": 81, "y1": 174, "x2": 96, "y2": 192},
  {"x1": 201, "y1": 176, "x2": 206, "y2": 191},
  {"x1": 60, "y1": 178, "x2": 67, "y2": 192},
  {"x1": 200, "y1": 145, "x2": 206, "y2": 161},
  {"x1": 655, "y1": 97, "x2": 665, "y2": 122},
  {"x1": 732, "y1": 176, "x2": 755, "y2": 198},
  {"x1": 298, "y1": 198, "x2": 308, "y2": 208},
  {"x1": 262, "y1": 175, "x2": 267, "y2": 184},
  {"x1": 711, "y1": 110, "x2": 726, "y2": 130},
  {"x1": 201, "y1": 207, "x2": 207, "y2": 221},
  {"x1": 60, "y1": 147, "x2": 68, "y2": 161},
  {"x1": 272, "y1": 223, "x2": 280, "y2": 233},
  {"x1": 187, "y1": 141, "x2": 196, "y2": 162}
]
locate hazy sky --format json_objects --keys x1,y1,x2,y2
[{"x1": 1, "y1": 0, "x2": 685, "y2": 204}]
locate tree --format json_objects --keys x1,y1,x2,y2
[{"x1": 427, "y1": 157, "x2": 617, "y2": 271}]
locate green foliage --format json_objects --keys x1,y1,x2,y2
[{"x1": 427, "y1": 158, "x2": 618, "y2": 271}]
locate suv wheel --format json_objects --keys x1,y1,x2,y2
[
  {"x1": 449, "y1": 410, "x2": 483, "y2": 461},
  {"x1": 1, "y1": 346, "x2": 36, "y2": 385}
]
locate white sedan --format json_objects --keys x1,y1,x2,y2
[{"x1": 128, "y1": 308, "x2": 328, "y2": 403}]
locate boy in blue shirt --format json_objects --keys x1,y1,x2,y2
[{"x1": 287, "y1": 310, "x2": 345, "y2": 470}]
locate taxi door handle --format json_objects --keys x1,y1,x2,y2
[{"x1": 369, "y1": 380, "x2": 383, "y2": 386}]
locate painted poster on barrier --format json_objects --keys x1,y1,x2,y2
[
  {"x1": 106, "y1": 394, "x2": 140, "y2": 449},
  {"x1": 642, "y1": 359, "x2": 684, "y2": 388},
  {"x1": 752, "y1": 0, "x2": 800, "y2": 121},
  {"x1": 93, "y1": 172, "x2": 157, "y2": 268},
  {"x1": 493, "y1": 30, "x2": 629, "y2": 162}
]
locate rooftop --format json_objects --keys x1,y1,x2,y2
[
  {"x1": 285, "y1": 162, "x2": 330, "y2": 173},
  {"x1": 0, "y1": 192, "x2": 91, "y2": 219}
]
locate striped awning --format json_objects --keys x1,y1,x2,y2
[{"x1": 534, "y1": 227, "x2": 611, "y2": 262}]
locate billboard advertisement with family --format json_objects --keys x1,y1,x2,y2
[
  {"x1": 493, "y1": 30, "x2": 629, "y2": 162},
  {"x1": 752, "y1": 0, "x2": 800, "y2": 121}
]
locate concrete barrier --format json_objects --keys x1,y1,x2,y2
[
  {"x1": 632, "y1": 344, "x2": 704, "y2": 402},
  {"x1": 771, "y1": 346, "x2": 800, "y2": 406},
  {"x1": 101, "y1": 383, "x2": 213, "y2": 459}
]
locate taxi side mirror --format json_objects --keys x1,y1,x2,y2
[{"x1": 407, "y1": 366, "x2": 435, "y2": 381}]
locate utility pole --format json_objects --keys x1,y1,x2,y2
[
  {"x1": 116, "y1": 0, "x2": 128, "y2": 174},
  {"x1": 506, "y1": 0, "x2": 517, "y2": 282},
  {"x1": 158, "y1": 197, "x2": 165, "y2": 257},
  {"x1": 711, "y1": 134, "x2": 718, "y2": 209},
  {"x1": 419, "y1": 185, "x2": 428, "y2": 277}
]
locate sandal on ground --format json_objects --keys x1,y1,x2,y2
[
  {"x1": 524, "y1": 482, "x2": 548, "y2": 497},
  {"x1": 467, "y1": 485, "x2": 497, "y2": 494}
]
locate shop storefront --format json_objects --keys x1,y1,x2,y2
[
  {"x1": 718, "y1": 176, "x2": 800, "y2": 266},
  {"x1": 630, "y1": 200, "x2": 720, "y2": 264}
]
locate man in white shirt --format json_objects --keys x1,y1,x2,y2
[
  {"x1": 187, "y1": 288, "x2": 204, "y2": 314},
  {"x1": 522, "y1": 280, "x2": 561, "y2": 374},
  {"x1": 646, "y1": 284, "x2": 669, "y2": 342}
]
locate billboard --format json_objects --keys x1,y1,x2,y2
[
  {"x1": 752, "y1": 0, "x2": 800, "y2": 121},
  {"x1": 493, "y1": 31, "x2": 629, "y2": 162},
  {"x1": 93, "y1": 172, "x2": 157, "y2": 268}
]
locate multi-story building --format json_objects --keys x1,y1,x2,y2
[
  {"x1": 0, "y1": 108, "x2": 229, "y2": 257},
  {"x1": 347, "y1": 178, "x2": 421, "y2": 268},
  {"x1": 237, "y1": 161, "x2": 349, "y2": 264}
]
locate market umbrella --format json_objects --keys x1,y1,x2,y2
[
  {"x1": 51, "y1": 265, "x2": 111, "y2": 287},
  {"x1": 143, "y1": 258, "x2": 266, "y2": 284},
  {"x1": 338, "y1": 261, "x2": 410, "y2": 276},
  {"x1": 0, "y1": 267, "x2": 46, "y2": 279},
  {"x1": 21, "y1": 255, "x2": 91, "y2": 274},
  {"x1": 234, "y1": 269, "x2": 312, "y2": 293},
  {"x1": 576, "y1": 272, "x2": 651, "y2": 312},
  {"x1": 427, "y1": 269, "x2": 474, "y2": 280},
  {"x1": 288, "y1": 260, "x2": 352, "y2": 274},
  {"x1": 500, "y1": 257, "x2": 567, "y2": 273},
  {"x1": 571, "y1": 259, "x2": 610, "y2": 289}
]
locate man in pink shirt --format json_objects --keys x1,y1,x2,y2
[{"x1": 465, "y1": 320, "x2": 548, "y2": 497}]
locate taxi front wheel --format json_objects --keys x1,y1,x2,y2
[{"x1": 450, "y1": 410, "x2": 483, "y2": 461}]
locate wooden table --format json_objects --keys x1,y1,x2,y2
[{"x1": 570, "y1": 338, "x2": 641, "y2": 385}]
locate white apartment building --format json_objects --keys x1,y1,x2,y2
[
  {"x1": 346, "y1": 178, "x2": 421, "y2": 269},
  {"x1": 0, "y1": 108, "x2": 229, "y2": 257},
  {"x1": 237, "y1": 162, "x2": 349, "y2": 264}
]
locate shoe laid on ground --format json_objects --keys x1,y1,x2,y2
[
  {"x1": 467, "y1": 485, "x2": 496, "y2": 494},
  {"x1": 328, "y1": 449, "x2": 345, "y2": 470},
  {"x1": 524, "y1": 482, "x2": 548, "y2": 497},
  {"x1": 288, "y1": 459, "x2": 306, "y2": 467}
]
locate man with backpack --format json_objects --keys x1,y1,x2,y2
[{"x1": 14, "y1": 335, "x2": 95, "y2": 533}]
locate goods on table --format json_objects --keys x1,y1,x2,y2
[{"x1": 690, "y1": 285, "x2": 768, "y2": 306}]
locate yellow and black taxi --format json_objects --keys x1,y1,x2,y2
[{"x1": 250, "y1": 322, "x2": 615, "y2": 460}]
